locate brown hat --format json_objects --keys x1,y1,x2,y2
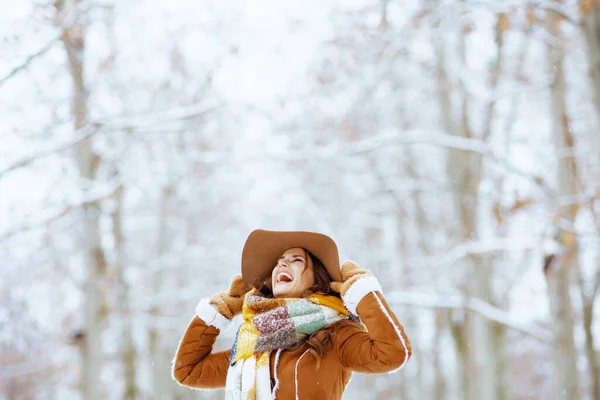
[{"x1": 241, "y1": 229, "x2": 342, "y2": 286}]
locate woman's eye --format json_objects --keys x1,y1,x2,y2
[{"x1": 294, "y1": 259, "x2": 303, "y2": 262}]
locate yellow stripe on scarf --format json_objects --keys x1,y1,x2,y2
[
  {"x1": 234, "y1": 323, "x2": 260, "y2": 361},
  {"x1": 306, "y1": 294, "x2": 349, "y2": 317},
  {"x1": 233, "y1": 291, "x2": 349, "y2": 364},
  {"x1": 226, "y1": 291, "x2": 350, "y2": 400}
]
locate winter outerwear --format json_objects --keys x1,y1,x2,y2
[
  {"x1": 241, "y1": 229, "x2": 342, "y2": 286},
  {"x1": 225, "y1": 291, "x2": 349, "y2": 399},
  {"x1": 210, "y1": 274, "x2": 250, "y2": 320},
  {"x1": 330, "y1": 261, "x2": 375, "y2": 298},
  {"x1": 172, "y1": 274, "x2": 412, "y2": 399}
]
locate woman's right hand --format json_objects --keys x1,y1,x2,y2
[{"x1": 209, "y1": 274, "x2": 250, "y2": 320}]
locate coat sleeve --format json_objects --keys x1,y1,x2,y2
[
  {"x1": 171, "y1": 299, "x2": 233, "y2": 388},
  {"x1": 334, "y1": 276, "x2": 412, "y2": 374}
]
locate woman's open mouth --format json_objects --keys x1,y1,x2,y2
[{"x1": 276, "y1": 271, "x2": 294, "y2": 284}]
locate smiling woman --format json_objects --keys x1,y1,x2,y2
[
  {"x1": 270, "y1": 248, "x2": 314, "y2": 298},
  {"x1": 171, "y1": 229, "x2": 412, "y2": 399}
]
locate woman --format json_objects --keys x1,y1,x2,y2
[{"x1": 172, "y1": 229, "x2": 412, "y2": 399}]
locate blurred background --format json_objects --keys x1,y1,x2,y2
[{"x1": 1, "y1": 0, "x2": 599, "y2": 399}]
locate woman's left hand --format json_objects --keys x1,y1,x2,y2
[
  {"x1": 330, "y1": 260, "x2": 376, "y2": 297},
  {"x1": 330, "y1": 261, "x2": 412, "y2": 374},
  {"x1": 209, "y1": 274, "x2": 250, "y2": 320}
]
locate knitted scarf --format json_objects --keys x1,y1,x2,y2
[{"x1": 225, "y1": 289, "x2": 349, "y2": 400}]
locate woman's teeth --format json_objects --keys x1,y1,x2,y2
[{"x1": 277, "y1": 272, "x2": 293, "y2": 283}]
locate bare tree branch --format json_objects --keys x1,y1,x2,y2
[
  {"x1": 0, "y1": 180, "x2": 122, "y2": 243},
  {"x1": 0, "y1": 124, "x2": 101, "y2": 180},
  {"x1": 0, "y1": 362, "x2": 55, "y2": 380},
  {"x1": 434, "y1": 237, "x2": 538, "y2": 270},
  {"x1": 463, "y1": 0, "x2": 575, "y2": 24},
  {"x1": 0, "y1": 101, "x2": 220, "y2": 180},
  {"x1": 0, "y1": 37, "x2": 60, "y2": 90},
  {"x1": 97, "y1": 101, "x2": 221, "y2": 130},
  {"x1": 304, "y1": 131, "x2": 549, "y2": 191},
  {"x1": 386, "y1": 290, "x2": 551, "y2": 342}
]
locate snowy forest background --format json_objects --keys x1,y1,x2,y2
[{"x1": 1, "y1": 0, "x2": 600, "y2": 399}]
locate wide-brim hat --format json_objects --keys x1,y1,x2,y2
[{"x1": 241, "y1": 229, "x2": 341, "y2": 286}]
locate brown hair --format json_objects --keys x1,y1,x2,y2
[{"x1": 255, "y1": 248, "x2": 363, "y2": 367}]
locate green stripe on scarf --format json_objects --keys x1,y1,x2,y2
[{"x1": 225, "y1": 289, "x2": 349, "y2": 400}]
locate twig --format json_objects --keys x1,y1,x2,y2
[
  {"x1": 339, "y1": 130, "x2": 489, "y2": 156},
  {"x1": 0, "y1": 38, "x2": 60, "y2": 90},
  {"x1": 0, "y1": 361, "x2": 55, "y2": 379},
  {"x1": 0, "y1": 101, "x2": 220, "y2": 180},
  {"x1": 434, "y1": 237, "x2": 538, "y2": 270},
  {"x1": 0, "y1": 181, "x2": 122, "y2": 243},
  {"x1": 317, "y1": 131, "x2": 548, "y2": 192},
  {"x1": 96, "y1": 101, "x2": 221, "y2": 130},
  {"x1": 0, "y1": 124, "x2": 100, "y2": 180},
  {"x1": 385, "y1": 290, "x2": 551, "y2": 342}
]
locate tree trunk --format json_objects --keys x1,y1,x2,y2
[
  {"x1": 149, "y1": 187, "x2": 176, "y2": 400},
  {"x1": 488, "y1": 17, "x2": 509, "y2": 400},
  {"x1": 449, "y1": 311, "x2": 468, "y2": 400},
  {"x1": 55, "y1": 1, "x2": 106, "y2": 399},
  {"x1": 463, "y1": 258, "x2": 495, "y2": 400},
  {"x1": 436, "y1": 23, "x2": 497, "y2": 400},
  {"x1": 583, "y1": 301, "x2": 599, "y2": 400},
  {"x1": 435, "y1": 34, "x2": 468, "y2": 400},
  {"x1": 544, "y1": 9, "x2": 581, "y2": 400},
  {"x1": 581, "y1": 2, "x2": 600, "y2": 156},
  {"x1": 492, "y1": 322, "x2": 508, "y2": 400},
  {"x1": 580, "y1": 8, "x2": 600, "y2": 396},
  {"x1": 433, "y1": 310, "x2": 447, "y2": 400},
  {"x1": 576, "y1": 240, "x2": 600, "y2": 400},
  {"x1": 112, "y1": 185, "x2": 138, "y2": 399},
  {"x1": 405, "y1": 152, "x2": 427, "y2": 398}
]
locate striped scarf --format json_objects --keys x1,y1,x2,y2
[{"x1": 225, "y1": 289, "x2": 349, "y2": 400}]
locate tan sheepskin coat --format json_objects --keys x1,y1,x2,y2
[{"x1": 172, "y1": 282, "x2": 412, "y2": 399}]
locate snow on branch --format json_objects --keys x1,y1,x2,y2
[
  {"x1": 336, "y1": 131, "x2": 549, "y2": 191},
  {"x1": 0, "y1": 37, "x2": 60, "y2": 90},
  {"x1": 340, "y1": 130, "x2": 489, "y2": 156},
  {"x1": 463, "y1": 0, "x2": 575, "y2": 24},
  {"x1": 233, "y1": 130, "x2": 547, "y2": 190},
  {"x1": 97, "y1": 100, "x2": 221, "y2": 130},
  {"x1": 0, "y1": 180, "x2": 122, "y2": 243},
  {"x1": 0, "y1": 361, "x2": 55, "y2": 380},
  {"x1": 0, "y1": 101, "x2": 220, "y2": 179},
  {"x1": 208, "y1": 130, "x2": 488, "y2": 164},
  {"x1": 0, "y1": 124, "x2": 100, "y2": 180},
  {"x1": 435, "y1": 237, "x2": 539, "y2": 269},
  {"x1": 385, "y1": 290, "x2": 551, "y2": 342}
]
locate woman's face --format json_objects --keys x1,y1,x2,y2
[{"x1": 271, "y1": 247, "x2": 315, "y2": 298}]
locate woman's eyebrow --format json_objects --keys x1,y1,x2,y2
[{"x1": 278, "y1": 254, "x2": 305, "y2": 260}]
